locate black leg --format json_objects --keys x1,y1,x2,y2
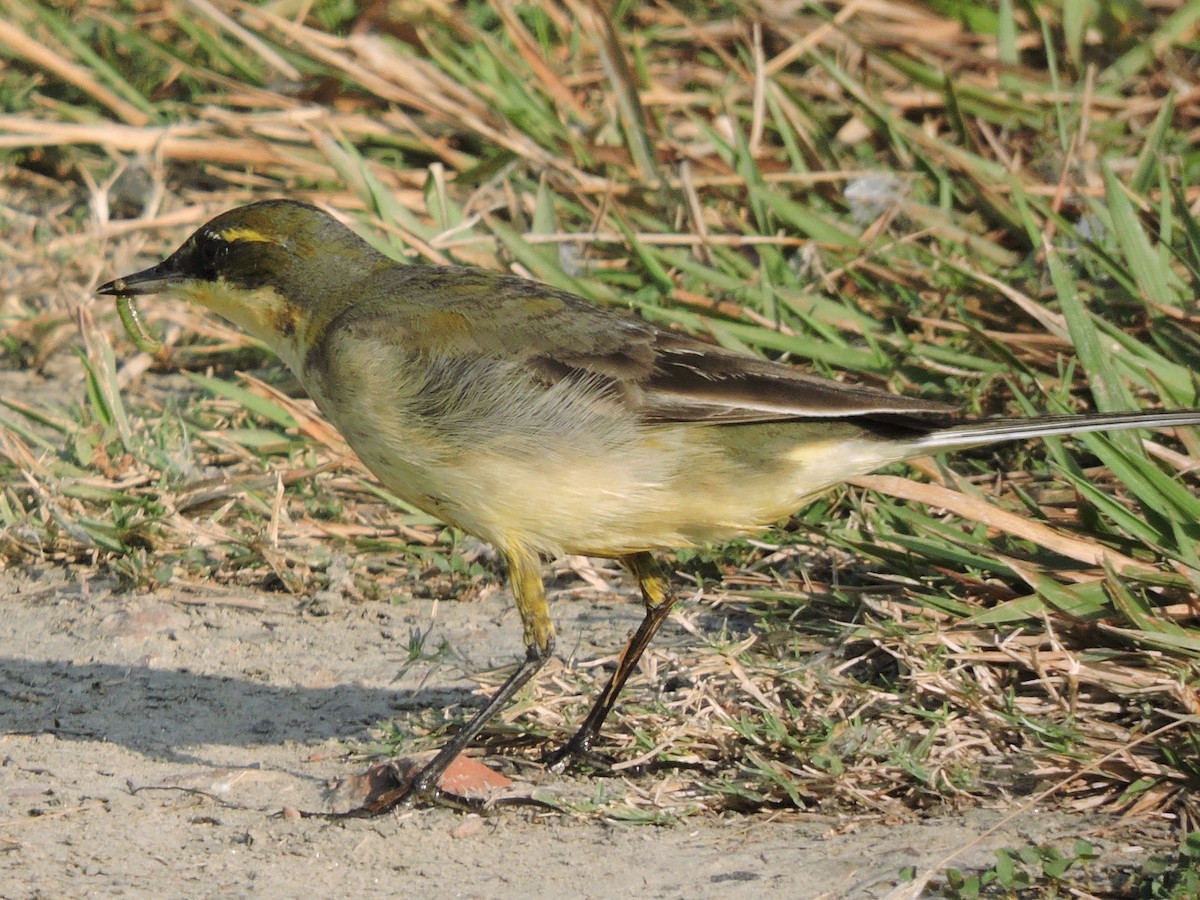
[
  {"x1": 400, "y1": 640, "x2": 552, "y2": 800},
  {"x1": 388, "y1": 549, "x2": 556, "y2": 806},
  {"x1": 545, "y1": 551, "x2": 676, "y2": 772}
]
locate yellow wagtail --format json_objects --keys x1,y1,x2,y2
[{"x1": 99, "y1": 199, "x2": 1200, "y2": 803}]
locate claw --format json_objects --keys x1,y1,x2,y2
[{"x1": 543, "y1": 738, "x2": 614, "y2": 775}]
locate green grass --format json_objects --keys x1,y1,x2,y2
[
  {"x1": 934, "y1": 831, "x2": 1200, "y2": 898},
  {"x1": 3, "y1": 0, "x2": 1200, "y2": 890}
]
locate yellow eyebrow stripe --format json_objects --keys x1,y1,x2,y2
[{"x1": 217, "y1": 226, "x2": 278, "y2": 244}]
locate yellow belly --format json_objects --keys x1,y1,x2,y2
[
  {"x1": 345, "y1": 416, "x2": 909, "y2": 557},
  {"x1": 302, "y1": 331, "x2": 918, "y2": 559}
]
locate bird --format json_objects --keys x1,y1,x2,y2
[{"x1": 98, "y1": 198, "x2": 1200, "y2": 804}]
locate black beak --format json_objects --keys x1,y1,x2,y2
[{"x1": 97, "y1": 259, "x2": 186, "y2": 296}]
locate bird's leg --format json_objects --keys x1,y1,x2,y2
[
  {"x1": 399, "y1": 549, "x2": 555, "y2": 804},
  {"x1": 545, "y1": 551, "x2": 676, "y2": 773}
]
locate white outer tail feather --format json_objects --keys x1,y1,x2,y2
[{"x1": 915, "y1": 410, "x2": 1200, "y2": 453}]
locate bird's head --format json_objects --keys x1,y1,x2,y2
[{"x1": 99, "y1": 199, "x2": 375, "y2": 362}]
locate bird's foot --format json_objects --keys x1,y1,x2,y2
[
  {"x1": 353, "y1": 759, "x2": 441, "y2": 813},
  {"x1": 542, "y1": 735, "x2": 614, "y2": 775},
  {"x1": 346, "y1": 753, "x2": 512, "y2": 814}
]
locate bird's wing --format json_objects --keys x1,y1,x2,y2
[
  {"x1": 625, "y1": 330, "x2": 957, "y2": 426},
  {"x1": 518, "y1": 300, "x2": 959, "y2": 429},
  {"x1": 525, "y1": 328, "x2": 955, "y2": 429},
  {"x1": 389, "y1": 267, "x2": 958, "y2": 430}
]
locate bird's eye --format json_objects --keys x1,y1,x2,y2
[{"x1": 194, "y1": 232, "x2": 231, "y2": 280}]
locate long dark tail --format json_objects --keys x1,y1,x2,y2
[{"x1": 913, "y1": 410, "x2": 1200, "y2": 452}]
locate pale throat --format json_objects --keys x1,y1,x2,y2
[{"x1": 173, "y1": 280, "x2": 307, "y2": 374}]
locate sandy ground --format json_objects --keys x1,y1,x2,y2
[{"x1": 0, "y1": 562, "x2": 1162, "y2": 898}]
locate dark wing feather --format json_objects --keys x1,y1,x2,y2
[
  {"x1": 401, "y1": 268, "x2": 961, "y2": 432},
  {"x1": 522, "y1": 303, "x2": 959, "y2": 431},
  {"x1": 632, "y1": 331, "x2": 958, "y2": 426}
]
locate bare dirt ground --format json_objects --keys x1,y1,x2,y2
[{"x1": 0, "y1": 559, "x2": 1167, "y2": 898}]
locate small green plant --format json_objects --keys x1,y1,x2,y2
[
  {"x1": 1135, "y1": 832, "x2": 1200, "y2": 899},
  {"x1": 939, "y1": 839, "x2": 1099, "y2": 898},
  {"x1": 393, "y1": 624, "x2": 452, "y2": 682}
]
